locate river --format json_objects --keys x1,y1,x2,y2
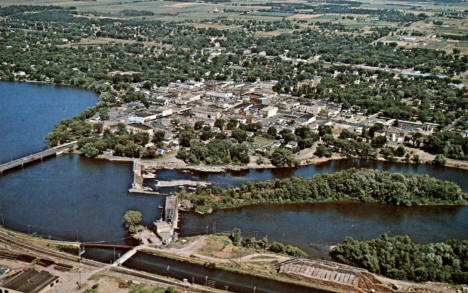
[
  {"x1": 0, "y1": 82, "x2": 98, "y2": 163},
  {"x1": 0, "y1": 81, "x2": 467, "y2": 257}
]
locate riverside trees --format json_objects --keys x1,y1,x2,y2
[
  {"x1": 179, "y1": 168, "x2": 467, "y2": 213},
  {"x1": 331, "y1": 234, "x2": 468, "y2": 284}
]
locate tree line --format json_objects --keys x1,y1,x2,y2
[
  {"x1": 179, "y1": 168, "x2": 467, "y2": 213},
  {"x1": 331, "y1": 234, "x2": 467, "y2": 284}
]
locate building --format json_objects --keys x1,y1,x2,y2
[
  {"x1": 206, "y1": 91, "x2": 233, "y2": 99},
  {"x1": 0, "y1": 269, "x2": 59, "y2": 293},
  {"x1": 261, "y1": 106, "x2": 278, "y2": 118},
  {"x1": 154, "y1": 220, "x2": 172, "y2": 244},
  {"x1": 127, "y1": 123, "x2": 154, "y2": 137},
  {"x1": 297, "y1": 114, "x2": 316, "y2": 125},
  {"x1": 190, "y1": 106, "x2": 221, "y2": 120},
  {"x1": 294, "y1": 102, "x2": 323, "y2": 115},
  {"x1": 154, "y1": 195, "x2": 178, "y2": 245},
  {"x1": 128, "y1": 112, "x2": 158, "y2": 123}
]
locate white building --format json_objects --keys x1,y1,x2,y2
[
  {"x1": 261, "y1": 106, "x2": 278, "y2": 118},
  {"x1": 206, "y1": 91, "x2": 233, "y2": 99}
]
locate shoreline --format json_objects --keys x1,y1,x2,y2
[
  {"x1": 179, "y1": 198, "x2": 468, "y2": 216},
  {"x1": 115, "y1": 152, "x2": 468, "y2": 174}
]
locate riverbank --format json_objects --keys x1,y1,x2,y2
[{"x1": 100, "y1": 148, "x2": 468, "y2": 177}]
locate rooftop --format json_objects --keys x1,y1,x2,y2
[
  {"x1": 1, "y1": 269, "x2": 58, "y2": 293},
  {"x1": 128, "y1": 123, "x2": 152, "y2": 130}
]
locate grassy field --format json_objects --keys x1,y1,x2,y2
[{"x1": 0, "y1": 0, "x2": 465, "y2": 52}]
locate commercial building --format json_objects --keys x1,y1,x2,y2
[{"x1": 0, "y1": 269, "x2": 59, "y2": 293}]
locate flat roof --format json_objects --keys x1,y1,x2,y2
[
  {"x1": 2, "y1": 270, "x2": 58, "y2": 293},
  {"x1": 128, "y1": 123, "x2": 152, "y2": 130}
]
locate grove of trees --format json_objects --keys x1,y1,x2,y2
[{"x1": 331, "y1": 234, "x2": 468, "y2": 284}]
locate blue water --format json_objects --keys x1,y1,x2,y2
[{"x1": 0, "y1": 82, "x2": 97, "y2": 163}]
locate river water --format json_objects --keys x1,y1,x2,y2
[
  {"x1": 0, "y1": 82, "x2": 98, "y2": 163},
  {"x1": 0, "y1": 81, "x2": 467, "y2": 257}
]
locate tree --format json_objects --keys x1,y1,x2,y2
[
  {"x1": 280, "y1": 128, "x2": 296, "y2": 143},
  {"x1": 117, "y1": 123, "x2": 127, "y2": 135},
  {"x1": 93, "y1": 123, "x2": 103, "y2": 133},
  {"x1": 152, "y1": 130, "x2": 166, "y2": 143},
  {"x1": 214, "y1": 118, "x2": 226, "y2": 130},
  {"x1": 433, "y1": 154, "x2": 447, "y2": 166},
  {"x1": 394, "y1": 146, "x2": 406, "y2": 157},
  {"x1": 315, "y1": 144, "x2": 332, "y2": 158},
  {"x1": 81, "y1": 143, "x2": 100, "y2": 158},
  {"x1": 230, "y1": 227, "x2": 242, "y2": 246},
  {"x1": 179, "y1": 130, "x2": 196, "y2": 147},
  {"x1": 371, "y1": 135, "x2": 387, "y2": 148},
  {"x1": 295, "y1": 126, "x2": 312, "y2": 139},
  {"x1": 369, "y1": 123, "x2": 384, "y2": 138},
  {"x1": 231, "y1": 128, "x2": 247, "y2": 143},
  {"x1": 123, "y1": 210, "x2": 143, "y2": 233},
  {"x1": 318, "y1": 124, "x2": 332, "y2": 137},
  {"x1": 226, "y1": 118, "x2": 238, "y2": 130},
  {"x1": 194, "y1": 121, "x2": 206, "y2": 130},
  {"x1": 267, "y1": 126, "x2": 277, "y2": 137},
  {"x1": 270, "y1": 148, "x2": 296, "y2": 167}
]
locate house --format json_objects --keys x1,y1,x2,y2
[
  {"x1": 386, "y1": 128, "x2": 407, "y2": 144},
  {"x1": 0, "y1": 269, "x2": 60, "y2": 293},
  {"x1": 127, "y1": 123, "x2": 154, "y2": 137},
  {"x1": 128, "y1": 112, "x2": 158, "y2": 123},
  {"x1": 155, "y1": 108, "x2": 173, "y2": 118},
  {"x1": 190, "y1": 106, "x2": 221, "y2": 120},
  {"x1": 294, "y1": 102, "x2": 321, "y2": 114},
  {"x1": 297, "y1": 114, "x2": 316, "y2": 125},
  {"x1": 260, "y1": 106, "x2": 278, "y2": 118},
  {"x1": 206, "y1": 91, "x2": 233, "y2": 99},
  {"x1": 176, "y1": 93, "x2": 201, "y2": 105}
]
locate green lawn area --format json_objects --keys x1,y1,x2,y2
[{"x1": 253, "y1": 136, "x2": 275, "y2": 147}]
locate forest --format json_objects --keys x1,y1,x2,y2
[
  {"x1": 179, "y1": 168, "x2": 467, "y2": 213},
  {"x1": 331, "y1": 234, "x2": 468, "y2": 284}
]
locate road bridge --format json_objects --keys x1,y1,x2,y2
[{"x1": 0, "y1": 141, "x2": 78, "y2": 174}]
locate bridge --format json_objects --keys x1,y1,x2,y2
[{"x1": 0, "y1": 141, "x2": 78, "y2": 174}]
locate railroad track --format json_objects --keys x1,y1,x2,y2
[{"x1": 0, "y1": 231, "x2": 220, "y2": 293}]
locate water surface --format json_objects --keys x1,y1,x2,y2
[{"x1": 0, "y1": 82, "x2": 97, "y2": 163}]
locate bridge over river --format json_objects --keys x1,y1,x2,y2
[{"x1": 0, "y1": 141, "x2": 78, "y2": 174}]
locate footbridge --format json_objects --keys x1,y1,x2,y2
[{"x1": 0, "y1": 141, "x2": 78, "y2": 174}]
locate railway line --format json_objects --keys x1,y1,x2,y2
[{"x1": 0, "y1": 231, "x2": 221, "y2": 293}]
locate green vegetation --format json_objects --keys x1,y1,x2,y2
[
  {"x1": 229, "y1": 228, "x2": 307, "y2": 257},
  {"x1": 122, "y1": 210, "x2": 143, "y2": 233},
  {"x1": 331, "y1": 234, "x2": 468, "y2": 284},
  {"x1": 421, "y1": 131, "x2": 468, "y2": 161},
  {"x1": 179, "y1": 168, "x2": 467, "y2": 213}
]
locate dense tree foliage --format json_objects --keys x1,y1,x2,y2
[
  {"x1": 229, "y1": 228, "x2": 307, "y2": 257},
  {"x1": 331, "y1": 234, "x2": 468, "y2": 284},
  {"x1": 179, "y1": 168, "x2": 467, "y2": 213},
  {"x1": 123, "y1": 210, "x2": 143, "y2": 233},
  {"x1": 422, "y1": 131, "x2": 468, "y2": 160}
]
